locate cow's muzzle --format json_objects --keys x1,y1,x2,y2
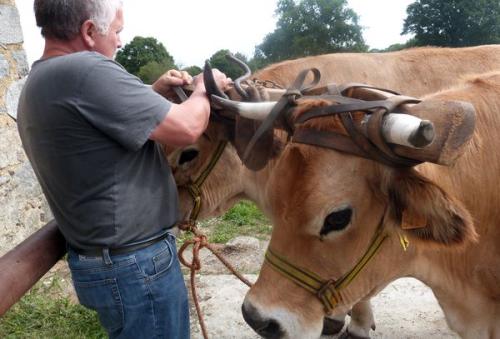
[{"x1": 242, "y1": 302, "x2": 284, "y2": 339}]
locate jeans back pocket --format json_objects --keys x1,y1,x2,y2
[{"x1": 73, "y1": 278, "x2": 124, "y2": 333}]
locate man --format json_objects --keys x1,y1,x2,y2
[{"x1": 17, "y1": 0, "x2": 231, "y2": 338}]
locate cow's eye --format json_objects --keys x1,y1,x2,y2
[
  {"x1": 179, "y1": 149, "x2": 199, "y2": 165},
  {"x1": 321, "y1": 207, "x2": 352, "y2": 236}
]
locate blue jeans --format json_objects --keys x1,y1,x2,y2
[{"x1": 67, "y1": 233, "x2": 189, "y2": 339}]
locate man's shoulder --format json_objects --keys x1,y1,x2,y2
[
  {"x1": 32, "y1": 51, "x2": 124, "y2": 76},
  {"x1": 63, "y1": 51, "x2": 124, "y2": 71}
]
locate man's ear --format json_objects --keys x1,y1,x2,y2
[
  {"x1": 80, "y1": 20, "x2": 97, "y2": 49},
  {"x1": 383, "y1": 168, "x2": 477, "y2": 247}
]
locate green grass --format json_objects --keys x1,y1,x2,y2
[
  {"x1": 0, "y1": 283, "x2": 105, "y2": 339},
  {"x1": 209, "y1": 200, "x2": 272, "y2": 243},
  {"x1": 177, "y1": 200, "x2": 272, "y2": 244}
]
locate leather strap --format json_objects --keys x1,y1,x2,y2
[
  {"x1": 293, "y1": 95, "x2": 422, "y2": 167},
  {"x1": 241, "y1": 68, "x2": 321, "y2": 162},
  {"x1": 292, "y1": 128, "x2": 368, "y2": 159},
  {"x1": 173, "y1": 86, "x2": 188, "y2": 102}
]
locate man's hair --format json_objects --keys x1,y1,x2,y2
[{"x1": 34, "y1": 0, "x2": 123, "y2": 40}]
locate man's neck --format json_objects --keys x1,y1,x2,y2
[{"x1": 42, "y1": 37, "x2": 88, "y2": 60}]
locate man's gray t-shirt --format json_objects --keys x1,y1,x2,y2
[{"x1": 17, "y1": 51, "x2": 178, "y2": 250}]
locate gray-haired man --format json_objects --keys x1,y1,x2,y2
[{"x1": 17, "y1": 1, "x2": 231, "y2": 337}]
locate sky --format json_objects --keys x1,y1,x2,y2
[{"x1": 15, "y1": 0, "x2": 414, "y2": 68}]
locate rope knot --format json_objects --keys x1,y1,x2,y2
[{"x1": 196, "y1": 234, "x2": 208, "y2": 247}]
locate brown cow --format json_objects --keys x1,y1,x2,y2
[
  {"x1": 173, "y1": 44, "x2": 500, "y2": 222},
  {"x1": 236, "y1": 72, "x2": 500, "y2": 339},
  {"x1": 253, "y1": 44, "x2": 500, "y2": 96},
  {"x1": 170, "y1": 45, "x2": 500, "y2": 337}
]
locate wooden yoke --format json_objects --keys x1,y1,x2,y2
[
  {"x1": 394, "y1": 99, "x2": 476, "y2": 165},
  {"x1": 0, "y1": 220, "x2": 66, "y2": 316},
  {"x1": 347, "y1": 87, "x2": 476, "y2": 166}
]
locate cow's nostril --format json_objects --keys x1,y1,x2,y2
[
  {"x1": 242, "y1": 303, "x2": 284, "y2": 339},
  {"x1": 258, "y1": 318, "x2": 282, "y2": 338}
]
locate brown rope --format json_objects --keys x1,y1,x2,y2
[{"x1": 177, "y1": 221, "x2": 253, "y2": 339}]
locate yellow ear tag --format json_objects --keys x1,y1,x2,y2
[{"x1": 399, "y1": 233, "x2": 410, "y2": 251}]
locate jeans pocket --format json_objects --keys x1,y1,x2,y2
[
  {"x1": 139, "y1": 239, "x2": 175, "y2": 280},
  {"x1": 73, "y1": 278, "x2": 124, "y2": 333},
  {"x1": 153, "y1": 241, "x2": 174, "y2": 273}
]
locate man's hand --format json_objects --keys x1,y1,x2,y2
[
  {"x1": 150, "y1": 69, "x2": 233, "y2": 147},
  {"x1": 192, "y1": 68, "x2": 233, "y2": 94},
  {"x1": 152, "y1": 69, "x2": 193, "y2": 100}
]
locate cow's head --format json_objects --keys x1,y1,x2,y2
[
  {"x1": 169, "y1": 57, "x2": 287, "y2": 222},
  {"x1": 168, "y1": 119, "x2": 243, "y2": 220},
  {"x1": 231, "y1": 88, "x2": 478, "y2": 338}
]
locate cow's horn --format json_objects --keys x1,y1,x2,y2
[
  {"x1": 226, "y1": 54, "x2": 251, "y2": 100},
  {"x1": 380, "y1": 113, "x2": 435, "y2": 148},
  {"x1": 204, "y1": 60, "x2": 228, "y2": 99},
  {"x1": 211, "y1": 95, "x2": 277, "y2": 120}
]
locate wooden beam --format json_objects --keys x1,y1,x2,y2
[{"x1": 0, "y1": 220, "x2": 66, "y2": 316}]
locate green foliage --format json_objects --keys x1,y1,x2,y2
[
  {"x1": 256, "y1": 0, "x2": 367, "y2": 63},
  {"x1": 208, "y1": 50, "x2": 250, "y2": 80},
  {"x1": 380, "y1": 43, "x2": 408, "y2": 52},
  {"x1": 248, "y1": 49, "x2": 271, "y2": 72},
  {"x1": 0, "y1": 285, "x2": 105, "y2": 338},
  {"x1": 182, "y1": 65, "x2": 203, "y2": 76},
  {"x1": 115, "y1": 36, "x2": 175, "y2": 77},
  {"x1": 209, "y1": 201, "x2": 272, "y2": 243},
  {"x1": 403, "y1": 0, "x2": 500, "y2": 47},
  {"x1": 374, "y1": 38, "x2": 419, "y2": 52},
  {"x1": 137, "y1": 59, "x2": 176, "y2": 85}
]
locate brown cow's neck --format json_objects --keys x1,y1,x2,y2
[{"x1": 412, "y1": 249, "x2": 499, "y2": 338}]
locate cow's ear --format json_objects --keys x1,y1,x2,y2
[{"x1": 383, "y1": 168, "x2": 477, "y2": 246}]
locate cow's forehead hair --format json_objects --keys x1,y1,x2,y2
[{"x1": 271, "y1": 143, "x2": 381, "y2": 234}]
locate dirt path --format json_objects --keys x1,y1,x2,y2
[{"x1": 188, "y1": 275, "x2": 458, "y2": 339}]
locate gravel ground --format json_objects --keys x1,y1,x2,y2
[{"x1": 188, "y1": 275, "x2": 458, "y2": 339}]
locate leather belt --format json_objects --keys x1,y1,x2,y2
[{"x1": 71, "y1": 230, "x2": 171, "y2": 257}]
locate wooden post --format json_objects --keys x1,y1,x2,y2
[{"x1": 0, "y1": 220, "x2": 66, "y2": 316}]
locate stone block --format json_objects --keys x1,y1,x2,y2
[
  {"x1": 12, "y1": 50, "x2": 29, "y2": 76},
  {"x1": 5, "y1": 76, "x2": 25, "y2": 120},
  {"x1": 0, "y1": 5, "x2": 23, "y2": 44},
  {"x1": 0, "y1": 53, "x2": 8, "y2": 78}
]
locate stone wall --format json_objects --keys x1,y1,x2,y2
[{"x1": 0, "y1": 0, "x2": 52, "y2": 255}]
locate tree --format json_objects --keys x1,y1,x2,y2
[
  {"x1": 182, "y1": 65, "x2": 202, "y2": 76},
  {"x1": 403, "y1": 0, "x2": 500, "y2": 47},
  {"x1": 115, "y1": 36, "x2": 175, "y2": 76},
  {"x1": 137, "y1": 59, "x2": 176, "y2": 85},
  {"x1": 208, "y1": 50, "x2": 250, "y2": 80},
  {"x1": 256, "y1": 0, "x2": 367, "y2": 63},
  {"x1": 248, "y1": 49, "x2": 270, "y2": 72}
]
